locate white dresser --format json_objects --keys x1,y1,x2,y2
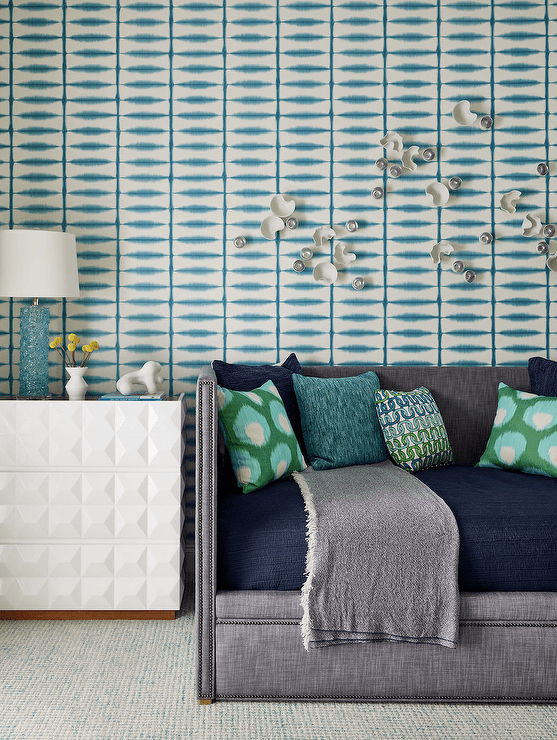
[{"x1": 0, "y1": 396, "x2": 186, "y2": 618}]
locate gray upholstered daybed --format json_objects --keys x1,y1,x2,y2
[{"x1": 196, "y1": 364, "x2": 557, "y2": 704}]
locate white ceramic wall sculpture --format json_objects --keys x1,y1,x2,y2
[
  {"x1": 261, "y1": 214, "x2": 286, "y2": 240},
  {"x1": 430, "y1": 240, "x2": 454, "y2": 265},
  {"x1": 426, "y1": 181, "x2": 450, "y2": 207},
  {"x1": 313, "y1": 261, "x2": 338, "y2": 285},
  {"x1": 453, "y1": 100, "x2": 477, "y2": 126},
  {"x1": 260, "y1": 194, "x2": 296, "y2": 240},
  {"x1": 547, "y1": 253, "x2": 557, "y2": 272},
  {"x1": 270, "y1": 194, "x2": 295, "y2": 218},
  {"x1": 116, "y1": 360, "x2": 164, "y2": 395},
  {"x1": 522, "y1": 213, "x2": 543, "y2": 237},
  {"x1": 313, "y1": 226, "x2": 336, "y2": 246},
  {"x1": 401, "y1": 146, "x2": 419, "y2": 171},
  {"x1": 333, "y1": 241, "x2": 356, "y2": 267},
  {"x1": 500, "y1": 190, "x2": 521, "y2": 214},
  {"x1": 379, "y1": 131, "x2": 403, "y2": 154}
]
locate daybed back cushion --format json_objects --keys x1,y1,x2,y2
[
  {"x1": 213, "y1": 353, "x2": 304, "y2": 448},
  {"x1": 529, "y1": 356, "x2": 557, "y2": 396},
  {"x1": 302, "y1": 365, "x2": 531, "y2": 467}
]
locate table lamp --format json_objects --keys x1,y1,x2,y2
[{"x1": 0, "y1": 229, "x2": 80, "y2": 397}]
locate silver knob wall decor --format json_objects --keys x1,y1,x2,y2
[
  {"x1": 480, "y1": 115, "x2": 493, "y2": 130},
  {"x1": 452, "y1": 260, "x2": 465, "y2": 273},
  {"x1": 346, "y1": 220, "x2": 358, "y2": 232},
  {"x1": 375, "y1": 157, "x2": 388, "y2": 171},
  {"x1": 537, "y1": 242, "x2": 550, "y2": 255},
  {"x1": 537, "y1": 162, "x2": 549, "y2": 176},
  {"x1": 543, "y1": 224, "x2": 555, "y2": 238},
  {"x1": 286, "y1": 217, "x2": 298, "y2": 230},
  {"x1": 293, "y1": 260, "x2": 305, "y2": 272},
  {"x1": 300, "y1": 247, "x2": 313, "y2": 261},
  {"x1": 352, "y1": 277, "x2": 365, "y2": 290},
  {"x1": 389, "y1": 164, "x2": 402, "y2": 179},
  {"x1": 422, "y1": 148, "x2": 436, "y2": 162},
  {"x1": 233, "y1": 236, "x2": 246, "y2": 248},
  {"x1": 479, "y1": 232, "x2": 493, "y2": 244},
  {"x1": 372, "y1": 186, "x2": 384, "y2": 200},
  {"x1": 449, "y1": 177, "x2": 462, "y2": 190},
  {"x1": 464, "y1": 270, "x2": 476, "y2": 283}
]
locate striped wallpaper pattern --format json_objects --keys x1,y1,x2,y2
[{"x1": 1, "y1": 1, "x2": 556, "y2": 547}]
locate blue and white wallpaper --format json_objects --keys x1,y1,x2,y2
[{"x1": 1, "y1": 0, "x2": 556, "y2": 548}]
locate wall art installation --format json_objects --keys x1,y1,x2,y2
[{"x1": 1, "y1": 5, "x2": 556, "y2": 379}]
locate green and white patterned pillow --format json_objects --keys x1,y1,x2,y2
[
  {"x1": 477, "y1": 383, "x2": 557, "y2": 478},
  {"x1": 374, "y1": 386, "x2": 454, "y2": 472},
  {"x1": 217, "y1": 379, "x2": 305, "y2": 493}
]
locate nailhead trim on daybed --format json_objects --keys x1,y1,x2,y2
[{"x1": 196, "y1": 377, "x2": 216, "y2": 702}]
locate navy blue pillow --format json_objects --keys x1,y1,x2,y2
[
  {"x1": 212, "y1": 354, "x2": 305, "y2": 454},
  {"x1": 528, "y1": 356, "x2": 557, "y2": 396}
]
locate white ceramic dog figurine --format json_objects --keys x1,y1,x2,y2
[{"x1": 117, "y1": 360, "x2": 164, "y2": 395}]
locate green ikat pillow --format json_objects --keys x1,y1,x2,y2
[
  {"x1": 477, "y1": 383, "x2": 557, "y2": 478},
  {"x1": 375, "y1": 386, "x2": 454, "y2": 472},
  {"x1": 217, "y1": 379, "x2": 305, "y2": 493}
]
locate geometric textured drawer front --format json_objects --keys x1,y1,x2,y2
[
  {"x1": 0, "y1": 543, "x2": 182, "y2": 610},
  {"x1": 0, "y1": 400, "x2": 183, "y2": 468},
  {"x1": 0, "y1": 471, "x2": 181, "y2": 540},
  {"x1": 0, "y1": 395, "x2": 186, "y2": 611}
]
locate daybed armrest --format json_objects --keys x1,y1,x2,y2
[{"x1": 195, "y1": 365, "x2": 218, "y2": 703}]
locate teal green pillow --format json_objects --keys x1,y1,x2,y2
[
  {"x1": 477, "y1": 383, "x2": 557, "y2": 478},
  {"x1": 292, "y1": 372, "x2": 387, "y2": 470},
  {"x1": 217, "y1": 379, "x2": 305, "y2": 493},
  {"x1": 374, "y1": 386, "x2": 454, "y2": 472}
]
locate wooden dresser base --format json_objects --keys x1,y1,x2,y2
[{"x1": 0, "y1": 610, "x2": 176, "y2": 621}]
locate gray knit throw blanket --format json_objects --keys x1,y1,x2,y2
[{"x1": 293, "y1": 461, "x2": 460, "y2": 650}]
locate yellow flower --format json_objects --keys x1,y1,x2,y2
[
  {"x1": 82, "y1": 345, "x2": 92, "y2": 352},
  {"x1": 50, "y1": 336, "x2": 63, "y2": 348},
  {"x1": 68, "y1": 342, "x2": 76, "y2": 352},
  {"x1": 90, "y1": 341, "x2": 99, "y2": 350},
  {"x1": 68, "y1": 333, "x2": 80, "y2": 344}
]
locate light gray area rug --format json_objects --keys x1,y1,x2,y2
[{"x1": 1, "y1": 585, "x2": 556, "y2": 740}]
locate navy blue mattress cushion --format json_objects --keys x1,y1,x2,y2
[
  {"x1": 217, "y1": 466, "x2": 557, "y2": 592},
  {"x1": 415, "y1": 466, "x2": 557, "y2": 591},
  {"x1": 218, "y1": 475, "x2": 307, "y2": 590}
]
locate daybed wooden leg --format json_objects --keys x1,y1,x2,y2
[{"x1": 199, "y1": 699, "x2": 213, "y2": 706}]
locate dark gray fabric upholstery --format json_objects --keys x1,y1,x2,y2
[
  {"x1": 196, "y1": 364, "x2": 557, "y2": 703},
  {"x1": 215, "y1": 622, "x2": 556, "y2": 701},
  {"x1": 302, "y1": 365, "x2": 530, "y2": 467},
  {"x1": 216, "y1": 590, "x2": 557, "y2": 623}
]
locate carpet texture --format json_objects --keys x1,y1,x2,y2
[{"x1": 1, "y1": 582, "x2": 556, "y2": 740}]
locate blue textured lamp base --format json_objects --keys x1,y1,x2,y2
[{"x1": 19, "y1": 305, "x2": 50, "y2": 397}]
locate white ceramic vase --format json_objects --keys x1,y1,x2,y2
[{"x1": 65, "y1": 366, "x2": 88, "y2": 400}]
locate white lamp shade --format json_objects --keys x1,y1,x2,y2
[{"x1": 0, "y1": 228, "x2": 80, "y2": 299}]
